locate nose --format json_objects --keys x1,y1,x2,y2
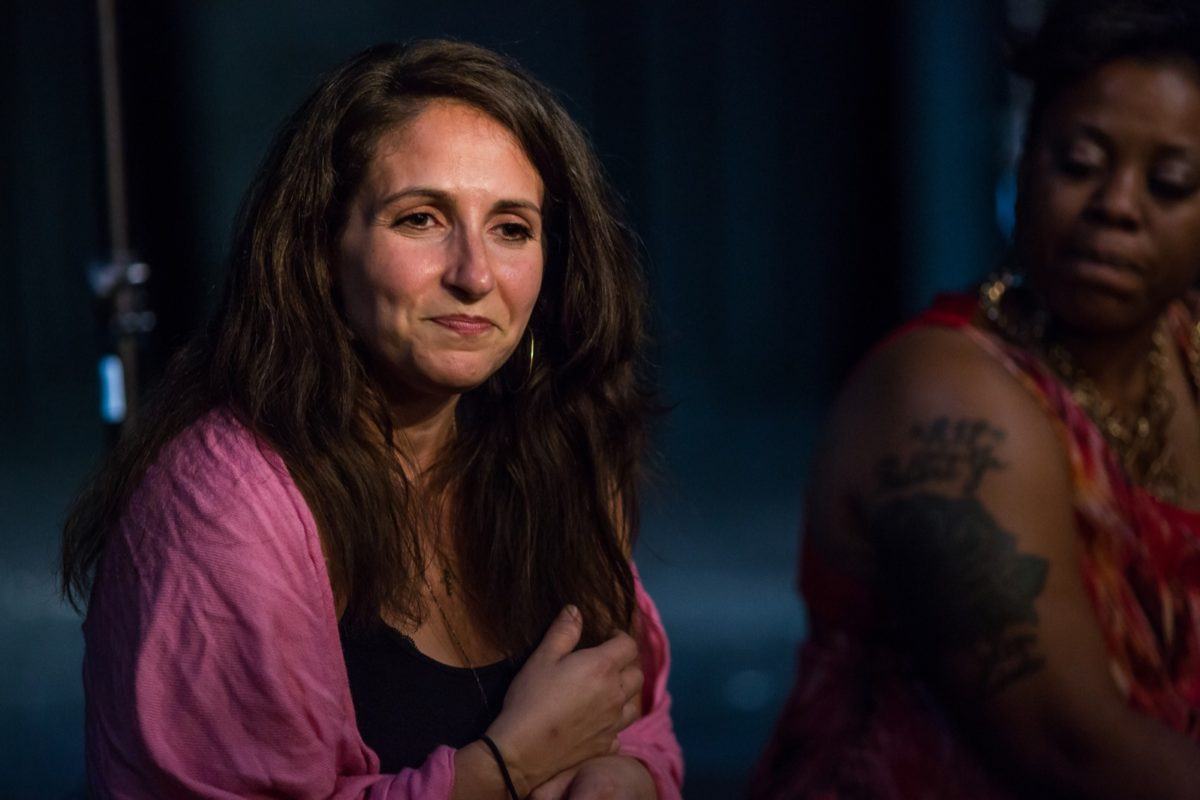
[
  {"x1": 1084, "y1": 167, "x2": 1142, "y2": 231},
  {"x1": 442, "y1": 228, "x2": 495, "y2": 300}
]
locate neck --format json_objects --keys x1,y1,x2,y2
[
  {"x1": 1054, "y1": 317, "x2": 1161, "y2": 414},
  {"x1": 389, "y1": 390, "x2": 460, "y2": 477}
]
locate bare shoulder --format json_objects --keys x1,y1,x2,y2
[
  {"x1": 808, "y1": 326, "x2": 1076, "y2": 583},
  {"x1": 843, "y1": 327, "x2": 1043, "y2": 424},
  {"x1": 821, "y1": 326, "x2": 1068, "y2": 499},
  {"x1": 810, "y1": 327, "x2": 1098, "y2": 706}
]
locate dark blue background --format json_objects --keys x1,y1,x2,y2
[{"x1": 0, "y1": 1, "x2": 1013, "y2": 796}]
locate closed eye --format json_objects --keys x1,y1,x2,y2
[
  {"x1": 1054, "y1": 137, "x2": 1107, "y2": 180},
  {"x1": 1058, "y1": 157, "x2": 1099, "y2": 179},
  {"x1": 1148, "y1": 178, "x2": 1197, "y2": 201},
  {"x1": 1149, "y1": 164, "x2": 1198, "y2": 201}
]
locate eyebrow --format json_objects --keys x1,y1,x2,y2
[
  {"x1": 377, "y1": 186, "x2": 542, "y2": 217},
  {"x1": 1071, "y1": 124, "x2": 1114, "y2": 150},
  {"x1": 1071, "y1": 124, "x2": 1200, "y2": 159},
  {"x1": 1154, "y1": 143, "x2": 1200, "y2": 162}
]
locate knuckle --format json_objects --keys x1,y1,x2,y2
[
  {"x1": 587, "y1": 656, "x2": 611, "y2": 682},
  {"x1": 587, "y1": 781, "x2": 619, "y2": 800}
]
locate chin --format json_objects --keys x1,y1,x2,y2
[
  {"x1": 1044, "y1": 285, "x2": 1152, "y2": 336},
  {"x1": 414, "y1": 355, "x2": 504, "y2": 394},
  {"x1": 429, "y1": 373, "x2": 493, "y2": 393},
  {"x1": 363, "y1": 347, "x2": 499, "y2": 399}
]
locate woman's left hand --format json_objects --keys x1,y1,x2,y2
[{"x1": 530, "y1": 755, "x2": 656, "y2": 800}]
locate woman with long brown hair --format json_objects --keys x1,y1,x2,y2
[{"x1": 63, "y1": 40, "x2": 681, "y2": 799}]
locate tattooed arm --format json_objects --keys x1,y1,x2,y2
[{"x1": 813, "y1": 328, "x2": 1200, "y2": 800}]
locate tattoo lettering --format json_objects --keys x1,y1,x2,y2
[
  {"x1": 875, "y1": 416, "x2": 1006, "y2": 496},
  {"x1": 866, "y1": 418, "x2": 1049, "y2": 699}
]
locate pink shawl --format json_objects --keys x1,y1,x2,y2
[{"x1": 83, "y1": 409, "x2": 683, "y2": 798}]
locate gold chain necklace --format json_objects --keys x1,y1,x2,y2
[
  {"x1": 978, "y1": 272, "x2": 1189, "y2": 503},
  {"x1": 1044, "y1": 328, "x2": 1176, "y2": 496},
  {"x1": 1187, "y1": 313, "x2": 1200, "y2": 398}
]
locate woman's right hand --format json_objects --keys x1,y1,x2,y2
[{"x1": 484, "y1": 605, "x2": 644, "y2": 795}]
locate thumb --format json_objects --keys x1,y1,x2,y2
[{"x1": 532, "y1": 605, "x2": 583, "y2": 662}]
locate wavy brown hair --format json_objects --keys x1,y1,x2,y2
[{"x1": 61, "y1": 40, "x2": 656, "y2": 652}]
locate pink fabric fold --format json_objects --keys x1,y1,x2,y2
[
  {"x1": 618, "y1": 566, "x2": 684, "y2": 800},
  {"x1": 84, "y1": 409, "x2": 683, "y2": 798}
]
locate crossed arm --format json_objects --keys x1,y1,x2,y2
[{"x1": 82, "y1": 418, "x2": 681, "y2": 800}]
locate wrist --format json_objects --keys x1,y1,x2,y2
[
  {"x1": 452, "y1": 741, "x2": 511, "y2": 800},
  {"x1": 479, "y1": 733, "x2": 528, "y2": 799}
]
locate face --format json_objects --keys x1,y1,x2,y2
[
  {"x1": 336, "y1": 100, "x2": 544, "y2": 398},
  {"x1": 1018, "y1": 58, "x2": 1200, "y2": 334}
]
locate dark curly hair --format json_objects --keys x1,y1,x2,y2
[
  {"x1": 1012, "y1": 0, "x2": 1200, "y2": 144},
  {"x1": 62, "y1": 40, "x2": 657, "y2": 652}
]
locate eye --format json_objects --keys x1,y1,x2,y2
[
  {"x1": 1058, "y1": 158, "x2": 1095, "y2": 178},
  {"x1": 1055, "y1": 147, "x2": 1105, "y2": 179},
  {"x1": 1148, "y1": 164, "x2": 1198, "y2": 201},
  {"x1": 1051, "y1": 136, "x2": 1108, "y2": 180},
  {"x1": 495, "y1": 221, "x2": 535, "y2": 242},
  {"x1": 1149, "y1": 177, "x2": 1195, "y2": 201},
  {"x1": 394, "y1": 211, "x2": 438, "y2": 230}
]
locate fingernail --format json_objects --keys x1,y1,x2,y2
[{"x1": 565, "y1": 604, "x2": 580, "y2": 621}]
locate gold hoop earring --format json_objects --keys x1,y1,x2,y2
[{"x1": 527, "y1": 334, "x2": 536, "y2": 379}]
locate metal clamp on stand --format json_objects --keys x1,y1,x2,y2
[{"x1": 88, "y1": 258, "x2": 155, "y2": 426}]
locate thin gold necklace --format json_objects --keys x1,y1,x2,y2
[{"x1": 421, "y1": 567, "x2": 490, "y2": 712}]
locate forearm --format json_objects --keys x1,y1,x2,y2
[
  {"x1": 1033, "y1": 701, "x2": 1200, "y2": 800},
  {"x1": 979, "y1": 680, "x2": 1200, "y2": 800}
]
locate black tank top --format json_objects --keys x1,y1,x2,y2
[{"x1": 339, "y1": 616, "x2": 526, "y2": 772}]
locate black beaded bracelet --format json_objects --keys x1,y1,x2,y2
[{"x1": 479, "y1": 735, "x2": 521, "y2": 800}]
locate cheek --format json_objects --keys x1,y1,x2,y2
[
  {"x1": 1038, "y1": 180, "x2": 1086, "y2": 233},
  {"x1": 346, "y1": 240, "x2": 436, "y2": 314},
  {"x1": 1021, "y1": 179, "x2": 1086, "y2": 263},
  {"x1": 500, "y1": 254, "x2": 545, "y2": 319},
  {"x1": 1158, "y1": 214, "x2": 1200, "y2": 289}
]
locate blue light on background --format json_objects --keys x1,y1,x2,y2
[{"x1": 98, "y1": 355, "x2": 125, "y2": 424}]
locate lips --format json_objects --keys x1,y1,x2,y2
[
  {"x1": 1060, "y1": 244, "x2": 1144, "y2": 296},
  {"x1": 429, "y1": 314, "x2": 495, "y2": 335},
  {"x1": 1066, "y1": 244, "x2": 1143, "y2": 273}
]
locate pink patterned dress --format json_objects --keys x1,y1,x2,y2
[{"x1": 749, "y1": 295, "x2": 1200, "y2": 799}]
